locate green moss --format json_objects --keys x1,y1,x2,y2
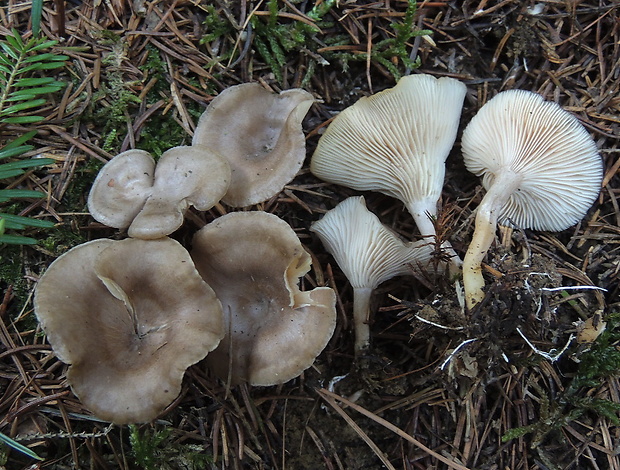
[
  {"x1": 502, "y1": 313, "x2": 620, "y2": 445},
  {"x1": 572, "y1": 313, "x2": 620, "y2": 388},
  {"x1": 200, "y1": 4, "x2": 235, "y2": 44},
  {"x1": 39, "y1": 224, "x2": 87, "y2": 256},
  {"x1": 0, "y1": 245, "x2": 29, "y2": 299},
  {"x1": 130, "y1": 425, "x2": 214, "y2": 470}
]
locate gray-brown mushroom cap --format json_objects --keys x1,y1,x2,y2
[
  {"x1": 88, "y1": 146, "x2": 231, "y2": 239},
  {"x1": 191, "y1": 211, "x2": 336, "y2": 386},
  {"x1": 128, "y1": 145, "x2": 231, "y2": 239},
  {"x1": 87, "y1": 149, "x2": 155, "y2": 229},
  {"x1": 192, "y1": 83, "x2": 315, "y2": 207},
  {"x1": 34, "y1": 238, "x2": 224, "y2": 424}
]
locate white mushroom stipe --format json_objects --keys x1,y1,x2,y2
[
  {"x1": 311, "y1": 196, "x2": 436, "y2": 354},
  {"x1": 461, "y1": 90, "x2": 603, "y2": 308},
  {"x1": 310, "y1": 73, "x2": 467, "y2": 271}
]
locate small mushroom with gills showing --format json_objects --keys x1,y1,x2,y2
[
  {"x1": 311, "y1": 196, "x2": 437, "y2": 354},
  {"x1": 33, "y1": 237, "x2": 224, "y2": 424},
  {"x1": 461, "y1": 89, "x2": 603, "y2": 309},
  {"x1": 192, "y1": 83, "x2": 315, "y2": 207},
  {"x1": 88, "y1": 145, "x2": 231, "y2": 239},
  {"x1": 310, "y1": 74, "x2": 467, "y2": 272},
  {"x1": 191, "y1": 211, "x2": 337, "y2": 386}
]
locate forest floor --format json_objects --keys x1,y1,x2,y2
[{"x1": 1, "y1": 1, "x2": 619, "y2": 469}]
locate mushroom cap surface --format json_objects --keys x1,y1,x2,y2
[
  {"x1": 87, "y1": 149, "x2": 155, "y2": 229},
  {"x1": 88, "y1": 146, "x2": 231, "y2": 239},
  {"x1": 461, "y1": 89, "x2": 603, "y2": 231},
  {"x1": 310, "y1": 196, "x2": 436, "y2": 290},
  {"x1": 34, "y1": 238, "x2": 224, "y2": 424},
  {"x1": 310, "y1": 74, "x2": 467, "y2": 210},
  {"x1": 128, "y1": 145, "x2": 231, "y2": 239},
  {"x1": 191, "y1": 211, "x2": 336, "y2": 386},
  {"x1": 192, "y1": 83, "x2": 315, "y2": 207}
]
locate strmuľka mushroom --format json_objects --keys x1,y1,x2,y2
[
  {"x1": 88, "y1": 145, "x2": 231, "y2": 239},
  {"x1": 311, "y1": 196, "x2": 437, "y2": 354},
  {"x1": 191, "y1": 211, "x2": 337, "y2": 386},
  {"x1": 461, "y1": 89, "x2": 603, "y2": 309},
  {"x1": 34, "y1": 237, "x2": 224, "y2": 424},
  {"x1": 192, "y1": 82, "x2": 315, "y2": 207},
  {"x1": 310, "y1": 73, "x2": 467, "y2": 272}
]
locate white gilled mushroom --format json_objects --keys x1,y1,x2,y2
[
  {"x1": 34, "y1": 237, "x2": 224, "y2": 424},
  {"x1": 310, "y1": 74, "x2": 467, "y2": 270},
  {"x1": 461, "y1": 90, "x2": 603, "y2": 308},
  {"x1": 191, "y1": 211, "x2": 337, "y2": 386},
  {"x1": 311, "y1": 196, "x2": 436, "y2": 354},
  {"x1": 88, "y1": 146, "x2": 230, "y2": 239},
  {"x1": 192, "y1": 83, "x2": 315, "y2": 207}
]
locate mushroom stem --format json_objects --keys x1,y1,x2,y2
[
  {"x1": 352, "y1": 286, "x2": 373, "y2": 355},
  {"x1": 463, "y1": 170, "x2": 522, "y2": 309},
  {"x1": 406, "y1": 200, "x2": 463, "y2": 274}
]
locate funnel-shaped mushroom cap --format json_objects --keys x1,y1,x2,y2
[
  {"x1": 87, "y1": 150, "x2": 155, "y2": 229},
  {"x1": 34, "y1": 238, "x2": 224, "y2": 424},
  {"x1": 191, "y1": 211, "x2": 336, "y2": 386},
  {"x1": 310, "y1": 74, "x2": 467, "y2": 238},
  {"x1": 192, "y1": 83, "x2": 315, "y2": 207},
  {"x1": 88, "y1": 146, "x2": 231, "y2": 239},
  {"x1": 461, "y1": 89, "x2": 603, "y2": 231},
  {"x1": 311, "y1": 196, "x2": 436, "y2": 290},
  {"x1": 128, "y1": 145, "x2": 231, "y2": 239},
  {"x1": 311, "y1": 196, "x2": 435, "y2": 352}
]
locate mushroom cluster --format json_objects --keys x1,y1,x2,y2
[
  {"x1": 311, "y1": 73, "x2": 466, "y2": 272},
  {"x1": 310, "y1": 74, "x2": 602, "y2": 349},
  {"x1": 35, "y1": 76, "x2": 603, "y2": 422},
  {"x1": 88, "y1": 145, "x2": 231, "y2": 239},
  {"x1": 34, "y1": 83, "x2": 336, "y2": 424}
]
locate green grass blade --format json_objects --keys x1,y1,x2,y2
[
  {"x1": 0, "y1": 157, "x2": 54, "y2": 172},
  {"x1": 0, "y1": 189, "x2": 48, "y2": 199},
  {"x1": 18, "y1": 61, "x2": 67, "y2": 73},
  {"x1": 31, "y1": 0, "x2": 43, "y2": 36},
  {"x1": 14, "y1": 77, "x2": 57, "y2": 86},
  {"x1": 28, "y1": 39, "x2": 59, "y2": 52},
  {"x1": 0, "y1": 42, "x2": 19, "y2": 60},
  {"x1": 2, "y1": 115, "x2": 45, "y2": 124},
  {"x1": 0, "y1": 431, "x2": 43, "y2": 459},
  {"x1": 0, "y1": 130, "x2": 37, "y2": 150},
  {"x1": 22, "y1": 52, "x2": 68, "y2": 63},
  {"x1": 0, "y1": 98, "x2": 47, "y2": 114},
  {"x1": 0, "y1": 169, "x2": 26, "y2": 179},
  {"x1": 0, "y1": 145, "x2": 35, "y2": 160},
  {"x1": 0, "y1": 233, "x2": 39, "y2": 245},
  {"x1": 0, "y1": 214, "x2": 55, "y2": 229},
  {"x1": 8, "y1": 86, "x2": 66, "y2": 99}
]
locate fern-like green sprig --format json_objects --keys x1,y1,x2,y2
[
  {"x1": 0, "y1": 29, "x2": 67, "y2": 245},
  {"x1": 0, "y1": 29, "x2": 67, "y2": 124}
]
